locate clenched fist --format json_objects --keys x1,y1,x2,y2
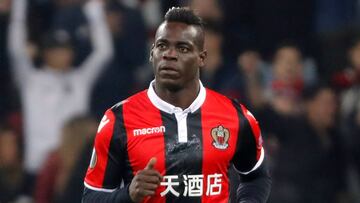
[{"x1": 129, "y1": 158, "x2": 163, "y2": 202}]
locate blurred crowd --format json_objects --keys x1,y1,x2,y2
[{"x1": 0, "y1": 0, "x2": 360, "y2": 202}]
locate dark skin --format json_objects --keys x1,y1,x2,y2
[
  {"x1": 129, "y1": 21, "x2": 207, "y2": 202},
  {"x1": 151, "y1": 21, "x2": 207, "y2": 109},
  {"x1": 129, "y1": 158, "x2": 162, "y2": 202}
]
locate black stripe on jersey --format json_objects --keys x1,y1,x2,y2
[
  {"x1": 161, "y1": 110, "x2": 203, "y2": 203},
  {"x1": 228, "y1": 166, "x2": 241, "y2": 202},
  {"x1": 103, "y1": 104, "x2": 133, "y2": 188},
  {"x1": 230, "y1": 100, "x2": 257, "y2": 173}
]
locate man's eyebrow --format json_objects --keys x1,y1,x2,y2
[
  {"x1": 177, "y1": 41, "x2": 193, "y2": 46},
  {"x1": 156, "y1": 36, "x2": 191, "y2": 42},
  {"x1": 153, "y1": 39, "x2": 166, "y2": 45},
  {"x1": 155, "y1": 38, "x2": 168, "y2": 42},
  {"x1": 155, "y1": 38, "x2": 194, "y2": 48}
]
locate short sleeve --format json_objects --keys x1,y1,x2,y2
[
  {"x1": 232, "y1": 103, "x2": 264, "y2": 175},
  {"x1": 84, "y1": 109, "x2": 123, "y2": 192}
]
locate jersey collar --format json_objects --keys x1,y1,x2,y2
[{"x1": 147, "y1": 80, "x2": 206, "y2": 114}]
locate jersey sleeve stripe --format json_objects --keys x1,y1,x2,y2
[
  {"x1": 84, "y1": 109, "x2": 116, "y2": 188},
  {"x1": 84, "y1": 103, "x2": 131, "y2": 190},
  {"x1": 102, "y1": 105, "x2": 128, "y2": 187},
  {"x1": 231, "y1": 100, "x2": 263, "y2": 172},
  {"x1": 84, "y1": 182, "x2": 117, "y2": 192}
]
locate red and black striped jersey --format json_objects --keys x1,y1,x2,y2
[{"x1": 84, "y1": 81, "x2": 264, "y2": 203}]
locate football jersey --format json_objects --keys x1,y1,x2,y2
[{"x1": 84, "y1": 81, "x2": 264, "y2": 203}]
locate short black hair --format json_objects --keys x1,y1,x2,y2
[
  {"x1": 42, "y1": 29, "x2": 73, "y2": 50},
  {"x1": 275, "y1": 40, "x2": 302, "y2": 54},
  {"x1": 302, "y1": 82, "x2": 335, "y2": 101},
  {"x1": 272, "y1": 40, "x2": 303, "y2": 61},
  {"x1": 165, "y1": 7, "x2": 204, "y2": 27},
  {"x1": 164, "y1": 7, "x2": 205, "y2": 50}
]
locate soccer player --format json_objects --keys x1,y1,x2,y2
[{"x1": 83, "y1": 7, "x2": 271, "y2": 203}]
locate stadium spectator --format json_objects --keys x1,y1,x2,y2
[
  {"x1": 268, "y1": 84, "x2": 349, "y2": 202},
  {"x1": 91, "y1": 0, "x2": 148, "y2": 118},
  {"x1": 200, "y1": 20, "x2": 233, "y2": 90},
  {"x1": 54, "y1": 129, "x2": 97, "y2": 203},
  {"x1": 333, "y1": 37, "x2": 360, "y2": 89},
  {"x1": 266, "y1": 42, "x2": 306, "y2": 116},
  {"x1": 340, "y1": 37, "x2": 360, "y2": 201},
  {"x1": 0, "y1": 124, "x2": 24, "y2": 203},
  {"x1": 35, "y1": 115, "x2": 97, "y2": 203},
  {"x1": 220, "y1": 48, "x2": 268, "y2": 110},
  {"x1": 50, "y1": 0, "x2": 149, "y2": 118},
  {"x1": 8, "y1": 0, "x2": 113, "y2": 193},
  {"x1": 0, "y1": 0, "x2": 17, "y2": 120},
  {"x1": 296, "y1": 85, "x2": 345, "y2": 202}
]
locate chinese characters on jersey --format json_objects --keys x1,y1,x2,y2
[{"x1": 160, "y1": 173, "x2": 223, "y2": 197}]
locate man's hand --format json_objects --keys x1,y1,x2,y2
[{"x1": 129, "y1": 158, "x2": 162, "y2": 202}]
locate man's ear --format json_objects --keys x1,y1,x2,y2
[
  {"x1": 149, "y1": 43, "x2": 155, "y2": 62},
  {"x1": 199, "y1": 50, "x2": 207, "y2": 68}
]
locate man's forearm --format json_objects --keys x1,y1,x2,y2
[
  {"x1": 79, "y1": 0, "x2": 113, "y2": 85},
  {"x1": 237, "y1": 163, "x2": 272, "y2": 203},
  {"x1": 82, "y1": 185, "x2": 134, "y2": 203},
  {"x1": 8, "y1": 0, "x2": 34, "y2": 85}
]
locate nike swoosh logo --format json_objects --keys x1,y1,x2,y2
[{"x1": 97, "y1": 115, "x2": 110, "y2": 133}]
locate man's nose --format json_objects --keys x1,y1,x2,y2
[{"x1": 163, "y1": 48, "x2": 178, "y2": 60}]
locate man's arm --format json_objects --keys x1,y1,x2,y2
[
  {"x1": 82, "y1": 185, "x2": 133, "y2": 202},
  {"x1": 83, "y1": 157, "x2": 163, "y2": 203},
  {"x1": 82, "y1": 106, "x2": 162, "y2": 203},
  {"x1": 236, "y1": 159, "x2": 271, "y2": 203},
  {"x1": 7, "y1": 0, "x2": 34, "y2": 86},
  {"x1": 82, "y1": 107, "x2": 128, "y2": 202},
  {"x1": 76, "y1": 0, "x2": 113, "y2": 86},
  {"x1": 231, "y1": 101, "x2": 271, "y2": 202}
]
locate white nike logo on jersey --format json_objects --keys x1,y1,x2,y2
[{"x1": 97, "y1": 115, "x2": 110, "y2": 133}]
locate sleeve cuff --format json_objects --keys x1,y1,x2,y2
[
  {"x1": 233, "y1": 147, "x2": 265, "y2": 175},
  {"x1": 84, "y1": 181, "x2": 117, "y2": 192}
]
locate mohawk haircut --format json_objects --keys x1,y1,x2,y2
[
  {"x1": 164, "y1": 7, "x2": 205, "y2": 50},
  {"x1": 165, "y1": 7, "x2": 204, "y2": 27}
]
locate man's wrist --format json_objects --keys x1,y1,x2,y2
[{"x1": 125, "y1": 183, "x2": 136, "y2": 203}]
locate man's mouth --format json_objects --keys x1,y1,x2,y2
[{"x1": 159, "y1": 65, "x2": 179, "y2": 74}]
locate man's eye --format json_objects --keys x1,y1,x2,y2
[
  {"x1": 179, "y1": 47, "x2": 189, "y2": 53},
  {"x1": 157, "y1": 44, "x2": 167, "y2": 50}
]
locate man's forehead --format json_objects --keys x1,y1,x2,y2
[{"x1": 155, "y1": 22, "x2": 199, "y2": 43}]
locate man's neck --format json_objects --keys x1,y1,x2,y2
[{"x1": 154, "y1": 80, "x2": 200, "y2": 110}]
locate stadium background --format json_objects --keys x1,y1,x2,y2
[{"x1": 0, "y1": 0, "x2": 360, "y2": 202}]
